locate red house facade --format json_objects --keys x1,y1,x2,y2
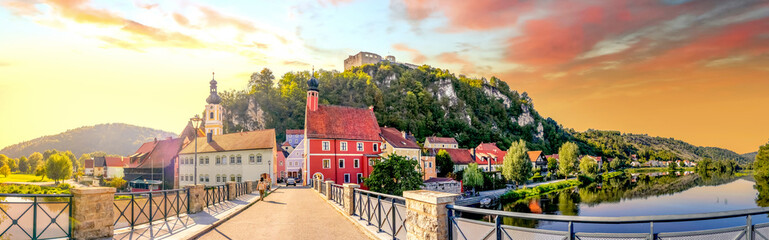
[{"x1": 303, "y1": 76, "x2": 383, "y2": 186}]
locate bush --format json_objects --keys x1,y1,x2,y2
[
  {"x1": 57, "y1": 183, "x2": 71, "y2": 190},
  {"x1": 0, "y1": 184, "x2": 70, "y2": 194},
  {"x1": 500, "y1": 179, "x2": 581, "y2": 202}
]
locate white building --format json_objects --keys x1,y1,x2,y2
[{"x1": 178, "y1": 129, "x2": 277, "y2": 186}]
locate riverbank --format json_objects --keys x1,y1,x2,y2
[
  {"x1": 624, "y1": 167, "x2": 694, "y2": 173},
  {"x1": 499, "y1": 179, "x2": 581, "y2": 202}
]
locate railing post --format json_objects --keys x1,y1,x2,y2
[
  {"x1": 71, "y1": 187, "x2": 116, "y2": 239},
  {"x1": 447, "y1": 207, "x2": 454, "y2": 240},
  {"x1": 649, "y1": 221, "x2": 654, "y2": 240},
  {"x1": 404, "y1": 190, "x2": 459, "y2": 240},
  {"x1": 325, "y1": 181, "x2": 334, "y2": 200},
  {"x1": 495, "y1": 215, "x2": 502, "y2": 240},
  {"x1": 568, "y1": 221, "x2": 574, "y2": 240},
  {"x1": 747, "y1": 215, "x2": 753, "y2": 240},
  {"x1": 68, "y1": 196, "x2": 73, "y2": 239},
  {"x1": 131, "y1": 194, "x2": 135, "y2": 228},
  {"x1": 33, "y1": 196, "x2": 37, "y2": 240},
  {"x1": 185, "y1": 185, "x2": 205, "y2": 213},
  {"x1": 391, "y1": 198, "x2": 396, "y2": 240},
  {"x1": 227, "y1": 182, "x2": 237, "y2": 200},
  {"x1": 149, "y1": 192, "x2": 153, "y2": 225},
  {"x1": 343, "y1": 184, "x2": 359, "y2": 216},
  {"x1": 378, "y1": 195, "x2": 382, "y2": 232}
]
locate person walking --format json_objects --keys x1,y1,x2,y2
[{"x1": 258, "y1": 177, "x2": 266, "y2": 199}]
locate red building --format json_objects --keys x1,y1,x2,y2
[
  {"x1": 473, "y1": 142, "x2": 506, "y2": 172},
  {"x1": 303, "y1": 76, "x2": 383, "y2": 186}
]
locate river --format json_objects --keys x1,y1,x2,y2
[{"x1": 480, "y1": 171, "x2": 768, "y2": 233}]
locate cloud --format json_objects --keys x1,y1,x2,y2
[
  {"x1": 395, "y1": 0, "x2": 534, "y2": 31},
  {"x1": 436, "y1": 52, "x2": 489, "y2": 75},
  {"x1": 121, "y1": 20, "x2": 204, "y2": 48},
  {"x1": 1, "y1": 0, "x2": 41, "y2": 16},
  {"x1": 392, "y1": 43, "x2": 426, "y2": 63},
  {"x1": 283, "y1": 60, "x2": 310, "y2": 67},
  {"x1": 0, "y1": 61, "x2": 11, "y2": 67},
  {"x1": 172, "y1": 13, "x2": 190, "y2": 27},
  {"x1": 197, "y1": 6, "x2": 259, "y2": 32}
]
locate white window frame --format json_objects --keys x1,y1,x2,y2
[
  {"x1": 257, "y1": 154, "x2": 263, "y2": 163},
  {"x1": 357, "y1": 142, "x2": 364, "y2": 151},
  {"x1": 340, "y1": 141, "x2": 348, "y2": 151},
  {"x1": 344, "y1": 173, "x2": 350, "y2": 183},
  {"x1": 373, "y1": 143, "x2": 379, "y2": 152},
  {"x1": 322, "y1": 141, "x2": 330, "y2": 151},
  {"x1": 323, "y1": 159, "x2": 331, "y2": 169},
  {"x1": 354, "y1": 159, "x2": 359, "y2": 168},
  {"x1": 339, "y1": 159, "x2": 345, "y2": 169},
  {"x1": 357, "y1": 173, "x2": 363, "y2": 183}
]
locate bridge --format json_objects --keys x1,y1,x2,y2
[{"x1": 2, "y1": 179, "x2": 769, "y2": 240}]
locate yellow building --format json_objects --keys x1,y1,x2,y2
[
  {"x1": 424, "y1": 136, "x2": 458, "y2": 149},
  {"x1": 204, "y1": 73, "x2": 223, "y2": 136}
]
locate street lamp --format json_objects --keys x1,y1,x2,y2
[
  {"x1": 268, "y1": 160, "x2": 272, "y2": 186},
  {"x1": 190, "y1": 114, "x2": 202, "y2": 185}
]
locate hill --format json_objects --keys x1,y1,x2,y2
[
  {"x1": 218, "y1": 62, "x2": 746, "y2": 162},
  {"x1": 0, "y1": 123, "x2": 177, "y2": 158},
  {"x1": 743, "y1": 152, "x2": 758, "y2": 161}
]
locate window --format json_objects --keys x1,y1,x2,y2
[
  {"x1": 340, "y1": 142, "x2": 347, "y2": 151},
  {"x1": 339, "y1": 159, "x2": 345, "y2": 168},
  {"x1": 237, "y1": 155, "x2": 242, "y2": 164},
  {"x1": 200, "y1": 175, "x2": 204, "y2": 183},
  {"x1": 237, "y1": 175, "x2": 242, "y2": 182},
  {"x1": 216, "y1": 175, "x2": 221, "y2": 182},
  {"x1": 369, "y1": 159, "x2": 375, "y2": 166},
  {"x1": 322, "y1": 141, "x2": 330, "y2": 151},
  {"x1": 373, "y1": 143, "x2": 379, "y2": 152},
  {"x1": 354, "y1": 159, "x2": 359, "y2": 168},
  {"x1": 205, "y1": 174, "x2": 210, "y2": 182},
  {"x1": 210, "y1": 112, "x2": 214, "y2": 119},
  {"x1": 323, "y1": 159, "x2": 331, "y2": 169},
  {"x1": 428, "y1": 162, "x2": 432, "y2": 168},
  {"x1": 205, "y1": 156, "x2": 210, "y2": 164},
  {"x1": 230, "y1": 155, "x2": 235, "y2": 164},
  {"x1": 280, "y1": 161, "x2": 283, "y2": 166},
  {"x1": 216, "y1": 156, "x2": 221, "y2": 164},
  {"x1": 257, "y1": 154, "x2": 262, "y2": 163},
  {"x1": 249, "y1": 154, "x2": 255, "y2": 163},
  {"x1": 344, "y1": 174, "x2": 350, "y2": 183},
  {"x1": 357, "y1": 142, "x2": 364, "y2": 151},
  {"x1": 357, "y1": 173, "x2": 363, "y2": 184},
  {"x1": 230, "y1": 175, "x2": 235, "y2": 182}
]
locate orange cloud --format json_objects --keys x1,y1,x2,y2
[
  {"x1": 46, "y1": 0, "x2": 126, "y2": 26},
  {"x1": 172, "y1": 12, "x2": 190, "y2": 27},
  {"x1": 121, "y1": 20, "x2": 204, "y2": 48},
  {"x1": 392, "y1": 43, "x2": 426, "y2": 63},
  {"x1": 198, "y1": 6, "x2": 258, "y2": 32}
]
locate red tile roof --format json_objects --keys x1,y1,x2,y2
[
  {"x1": 438, "y1": 148, "x2": 474, "y2": 165},
  {"x1": 380, "y1": 127, "x2": 420, "y2": 149},
  {"x1": 306, "y1": 105, "x2": 381, "y2": 141},
  {"x1": 105, "y1": 156, "x2": 129, "y2": 167},
  {"x1": 179, "y1": 129, "x2": 276, "y2": 154},
  {"x1": 281, "y1": 141, "x2": 291, "y2": 147},
  {"x1": 527, "y1": 151, "x2": 543, "y2": 162},
  {"x1": 286, "y1": 129, "x2": 304, "y2": 135},
  {"x1": 84, "y1": 159, "x2": 94, "y2": 168},
  {"x1": 133, "y1": 138, "x2": 183, "y2": 168},
  {"x1": 427, "y1": 137, "x2": 458, "y2": 145},
  {"x1": 476, "y1": 142, "x2": 501, "y2": 152}
]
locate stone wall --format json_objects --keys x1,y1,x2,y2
[
  {"x1": 404, "y1": 190, "x2": 458, "y2": 240},
  {"x1": 71, "y1": 187, "x2": 115, "y2": 240},
  {"x1": 421, "y1": 179, "x2": 461, "y2": 194}
]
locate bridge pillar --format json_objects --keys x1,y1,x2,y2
[
  {"x1": 403, "y1": 190, "x2": 458, "y2": 240},
  {"x1": 325, "y1": 180, "x2": 334, "y2": 200},
  {"x1": 185, "y1": 184, "x2": 205, "y2": 213},
  {"x1": 245, "y1": 181, "x2": 254, "y2": 193},
  {"x1": 71, "y1": 187, "x2": 115, "y2": 240},
  {"x1": 227, "y1": 182, "x2": 237, "y2": 200},
  {"x1": 343, "y1": 183, "x2": 359, "y2": 216}
]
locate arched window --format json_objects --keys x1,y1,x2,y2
[
  {"x1": 249, "y1": 154, "x2": 255, "y2": 163},
  {"x1": 237, "y1": 155, "x2": 242, "y2": 164},
  {"x1": 230, "y1": 174, "x2": 235, "y2": 182},
  {"x1": 216, "y1": 156, "x2": 221, "y2": 164},
  {"x1": 216, "y1": 175, "x2": 220, "y2": 182},
  {"x1": 205, "y1": 174, "x2": 210, "y2": 182},
  {"x1": 237, "y1": 174, "x2": 242, "y2": 182},
  {"x1": 256, "y1": 154, "x2": 262, "y2": 163},
  {"x1": 230, "y1": 155, "x2": 235, "y2": 164}
]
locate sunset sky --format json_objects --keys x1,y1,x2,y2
[{"x1": 1, "y1": 0, "x2": 767, "y2": 154}]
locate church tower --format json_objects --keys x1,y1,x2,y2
[
  {"x1": 306, "y1": 73, "x2": 319, "y2": 112},
  {"x1": 205, "y1": 73, "x2": 223, "y2": 135}
]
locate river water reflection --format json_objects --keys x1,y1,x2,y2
[{"x1": 485, "y1": 172, "x2": 768, "y2": 233}]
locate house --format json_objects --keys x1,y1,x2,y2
[
  {"x1": 84, "y1": 158, "x2": 94, "y2": 176},
  {"x1": 281, "y1": 141, "x2": 293, "y2": 153},
  {"x1": 380, "y1": 127, "x2": 421, "y2": 161},
  {"x1": 178, "y1": 129, "x2": 277, "y2": 186},
  {"x1": 104, "y1": 156, "x2": 129, "y2": 179},
  {"x1": 93, "y1": 157, "x2": 106, "y2": 177},
  {"x1": 527, "y1": 151, "x2": 547, "y2": 172},
  {"x1": 424, "y1": 137, "x2": 458, "y2": 149},
  {"x1": 431, "y1": 148, "x2": 475, "y2": 172},
  {"x1": 421, "y1": 177, "x2": 461, "y2": 194},
  {"x1": 303, "y1": 76, "x2": 383, "y2": 186},
  {"x1": 473, "y1": 143, "x2": 506, "y2": 172},
  {"x1": 419, "y1": 156, "x2": 437, "y2": 180},
  {"x1": 285, "y1": 139, "x2": 305, "y2": 180},
  {"x1": 286, "y1": 129, "x2": 304, "y2": 148},
  {"x1": 545, "y1": 154, "x2": 559, "y2": 161},
  {"x1": 275, "y1": 149, "x2": 288, "y2": 180},
  {"x1": 124, "y1": 137, "x2": 185, "y2": 191}
]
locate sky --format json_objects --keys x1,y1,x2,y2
[{"x1": 0, "y1": 0, "x2": 768, "y2": 154}]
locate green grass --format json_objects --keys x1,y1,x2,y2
[
  {"x1": 500, "y1": 179, "x2": 582, "y2": 202},
  {"x1": 0, "y1": 184, "x2": 71, "y2": 194},
  {"x1": 0, "y1": 173, "x2": 54, "y2": 183}
]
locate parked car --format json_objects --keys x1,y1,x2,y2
[{"x1": 286, "y1": 178, "x2": 296, "y2": 186}]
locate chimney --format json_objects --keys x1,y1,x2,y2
[
  {"x1": 401, "y1": 131, "x2": 407, "y2": 139},
  {"x1": 472, "y1": 148, "x2": 476, "y2": 160},
  {"x1": 369, "y1": 106, "x2": 374, "y2": 112},
  {"x1": 207, "y1": 132, "x2": 213, "y2": 143}
]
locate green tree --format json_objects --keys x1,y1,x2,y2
[
  {"x1": 579, "y1": 156, "x2": 599, "y2": 176},
  {"x1": 753, "y1": 142, "x2": 769, "y2": 179},
  {"x1": 77, "y1": 154, "x2": 91, "y2": 169},
  {"x1": 28, "y1": 152, "x2": 43, "y2": 172},
  {"x1": 435, "y1": 149, "x2": 454, "y2": 177},
  {"x1": 107, "y1": 177, "x2": 127, "y2": 190},
  {"x1": 45, "y1": 153, "x2": 73, "y2": 183},
  {"x1": 558, "y1": 142, "x2": 579, "y2": 179},
  {"x1": 463, "y1": 163, "x2": 484, "y2": 190},
  {"x1": 0, "y1": 165, "x2": 9, "y2": 177},
  {"x1": 668, "y1": 161, "x2": 679, "y2": 173},
  {"x1": 19, "y1": 156, "x2": 30, "y2": 174},
  {"x1": 547, "y1": 157, "x2": 558, "y2": 175},
  {"x1": 8, "y1": 158, "x2": 18, "y2": 172},
  {"x1": 503, "y1": 139, "x2": 533, "y2": 188},
  {"x1": 34, "y1": 164, "x2": 46, "y2": 180},
  {"x1": 0, "y1": 154, "x2": 7, "y2": 168},
  {"x1": 62, "y1": 150, "x2": 79, "y2": 173},
  {"x1": 363, "y1": 153, "x2": 424, "y2": 195}
]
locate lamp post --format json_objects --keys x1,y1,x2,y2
[
  {"x1": 268, "y1": 160, "x2": 272, "y2": 186},
  {"x1": 190, "y1": 114, "x2": 202, "y2": 185}
]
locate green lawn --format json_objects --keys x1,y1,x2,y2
[{"x1": 0, "y1": 173, "x2": 53, "y2": 183}]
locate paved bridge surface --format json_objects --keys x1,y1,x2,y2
[{"x1": 198, "y1": 186, "x2": 371, "y2": 240}]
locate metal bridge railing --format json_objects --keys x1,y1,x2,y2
[
  {"x1": 0, "y1": 193, "x2": 73, "y2": 240},
  {"x1": 320, "y1": 183, "x2": 327, "y2": 196},
  {"x1": 353, "y1": 189, "x2": 408, "y2": 240},
  {"x1": 330, "y1": 184, "x2": 344, "y2": 208},
  {"x1": 113, "y1": 189, "x2": 189, "y2": 230},
  {"x1": 204, "y1": 185, "x2": 228, "y2": 207},
  {"x1": 446, "y1": 204, "x2": 769, "y2": 240},
  {"x1": 234, "y1": 182, "x2": 248, "y2": 197}
]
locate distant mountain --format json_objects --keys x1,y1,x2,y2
[
  {"x1": 0, "y1": 123, "x2": 177, "y2": 158},
  {"x1": 743, "y1": 152, "x2": 758, "y2": 161}
]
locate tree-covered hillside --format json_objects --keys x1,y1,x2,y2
[
  {"x1": 222, "y1": 62, "x2": 573, "y2": 153},
  {"x1": 0, "y1": 123, "x2": 177, "y2": 158}
]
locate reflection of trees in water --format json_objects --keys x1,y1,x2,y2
[
  {"x1": 499, "y1": 189, "x2": 581, "y2": 228},
  {"x1": 754, "y1": 176, "x2": 769, "y2": 207}
]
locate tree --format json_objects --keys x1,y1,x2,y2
[
  {"x1": 0, "y1": 165, "x2": 9, "y2": 177},
  {"x1": 363, "y1": 153, "x2": 424, "y2": 195},
  {"x1": 668, "y1": 161, "x2": 679, "y2": 173},
  {"x1": 45, "y1": 153, "x2": 73, "y2": 183},
  {"x1": 463, "y1": 163, "x2": 484, "y2": 190},
  {"x1": 547, "y1": 157, "x2": 558, "y2": 175},
  {"x1": 503, "y1": 139, "x2": 532, "y2": 188},
  {"x1": 77, "y1": 154, "x2": 91, "y2": 169},
  {"x1": 579, "y1": 156, "x2": 598, "y2": 176},
  {"x1": 19, "y1": 156, "x2": 30, "y2": 174},
  {"x1": 34, "y1": 164, "x2": 46, "y2": 180},
  {"x1": 63, "y1": 150, "x2": 79, "y2": 172},
  {"x1": 0, "y1": 154, "x2": 7, "y2": 168},
  {"x1": 28, "y1": 152, "x2": 43, "y2": 172},
  {"x1": 107, "y1": 177, "x2": 127, "y2": 190},
  {"x1": 8, "y1": 158, "x2": 18, "y2": 172},
  {"x1": 436, "y1": 150, "x2": 454, "y2": 177},
  {"x1": 753, "y1": 142, "x2": 769, "y2": 179},
  {"x1": 558, "y1": 142, "x2": 579, "y2": 179}
]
